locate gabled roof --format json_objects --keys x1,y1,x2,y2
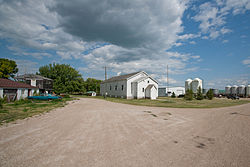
[
  {"x1": 0, "y1": 78, "x2": 37, "y2": 89},
  {"x1": 146, "y1": 84, "x2": 157, "y2": 89},
  {"x1": 15, "y1": 74, "x2": 52, "y2": 80},
  {"x1": 101, "y1": 71, "x2": 142, "y2": 83},
  {"x1": 132, "y1": 76, "x2": 158, "y2": 84}
]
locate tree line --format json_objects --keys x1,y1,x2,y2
[{"x1": 0, "y1": 59, "x2": 102, "y2": 94}]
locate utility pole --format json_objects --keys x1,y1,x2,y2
[
  {"x1": 167, "y1": 65, "x2": 169, "y2": 96},
  {"x1": 104, "y1": 66, "x2": 107, "y2": 80}
]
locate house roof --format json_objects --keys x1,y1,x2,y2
[
  {"x1": 15, "y1": 74, "x2": 52, "y2": 81},
  {"x1": 101, "y1": 71, "x2": 142, "y2": 83},
  {"x1": 132, "y1": 76, "x2": 158, "y2": 84},
  {"x1": 0, "y1": 78, "x2": 37, "y2": 89},
  {"x1": 146, "y1": 84, "x2": 157, "y2": 89}
]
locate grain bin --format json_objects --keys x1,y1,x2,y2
[
  {"x1": 185, "y1": 79, "x2": 192, "y2": 91},
  {"x1": 191, "y1": 78, "x2": 202, "y2": 93},
  {"x1": 238, "y1": 85, "x2": 246, "y2": 97},
  {"x1": 225, "y1": 85, "x2": 231, "y2": 95},
  {"x1": 231, "y1": 85, "x2": 238, "y2": 95},
  {"x1": 246, "y1": 85, "x2": 250, "y2": 97}
]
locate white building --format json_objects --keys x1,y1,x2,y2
[
  {"x1": 0, "y1": 78, "x2": 38, "y2": 101},
  {"x1": 158, "y1": 86, "x2": 185, "y2": 97},
  {"x1": 100, "y1": 71, "x2": 158, "y2": 99}
]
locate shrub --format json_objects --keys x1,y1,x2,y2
[
  {"x1": 206, "y1": 89, "x2": 214, "y2": 100},
  {"x1": 171, "y1": 92, "x2": 176, "y2": 98},
  {"x1": 33, "y1": 90, "x2": 40, "y2": 96},
  {"x1": 13, "y1": 99, "x2": 32, "y2": 105},
  {"x1": 185, "y1": 89, "x2": 193, "y2": 101},
  {"x1": 63, "y1": 94, "x2": 70, "y2": 98},
  {"x1": 196, "y1": 86, "x2": 204, "y2": 100},
  {"x1": 0, "y1": 98, "x2": 4, "y2": 108}
]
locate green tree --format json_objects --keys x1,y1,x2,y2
[
  {"x1": 0, "y1": 58, "x2": 18, "y2": 78},
  {"x1": 196, "y1": 86, "x2": 203, "y2": 100},
  {"x1": 84, "y1": 78, "x2": 102, "y2": 93},
  {"x1": 38, "y1": 63, "x2": 85, "y2": 94},
  {"x1": 171, "y1": 92, "x2": 176, "y2": 98},
  {"x1": 206, "y1": 89, "x2": 214, "y2": 100},
  {"x1": 185, "y1": 89, "x2": 193, "y2": 100}
]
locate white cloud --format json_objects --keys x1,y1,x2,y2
[
  {"x1": 242, "y1": 57, "x2": 250, "y2": 67},
  {"x1": 0, "y1": 0, "x2": 203, "y2": 85},
  {"x1": 15, "y1": 59, "x2": 39, "y2": 75},
  {"x1": 206, "y1": 74, "x2": 250, "y2": 89},
  {"x1": 193, "y1": 0, "x2": 250, "y2": 40}
]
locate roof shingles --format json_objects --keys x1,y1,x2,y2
[
  {"x1": 101, "y1": 71, "x2": 141, "y2": 83},
  {"x1": 0, "y1": 78, "x2": 37, "y2": 89}
]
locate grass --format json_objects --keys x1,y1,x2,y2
[
  {"x1": 75, "y1": 95, "x2": 250, "y2": 108},
  {"x1": 0, "y1": 97, "x2": 74, "y2": 125}
]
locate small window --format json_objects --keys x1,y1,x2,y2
[
  {"x1": 115, "y1": 85, "x2": 117, "y2": 90},
  {"x1": 122, "y1": 85, "x2": 124, "y2": 91},
  {"x1": 142, "y1": 88, "x2": 144, "y2": 92},
  {"x1": 148, "y1": 80, "x2": 149, "y2": 83},
  {"x1": 110, "y1": 85, "x2": 112, "y2": 90}
]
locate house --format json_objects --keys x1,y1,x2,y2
[
  {"x1": 158, "y1": 86, "x2": 185, "y2": 97},
  {"x1": 100, "y1": 71, "x2": 158, "y2": 99},
  {"x1": 0, "y1": 78, "x2": 38, "y2": 101},
  {"x1": 15, "y1": 74, "x2": 53, "y2": 93}
]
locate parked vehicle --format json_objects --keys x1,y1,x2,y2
[{"x1": 227, "y1": 95, "x2": 240, "y2": 100}]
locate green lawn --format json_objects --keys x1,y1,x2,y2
[
  {"x1": 74, "y1": 95, "x2": 250, "y2": 108},
  {"x1": 0, "y1": 97, "x2": 74, "y2": 125}
]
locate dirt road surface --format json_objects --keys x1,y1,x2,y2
[{"x1": 0, "y1": 98, "x2": 250, "y2": 167}]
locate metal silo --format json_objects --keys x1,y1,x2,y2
[
  {"x1": 247, "y1": 85, "x2": 250, "y2": 97},
  {"x1": 185, "y1": 79, "x2": 192, "y2": 91},
  {"x1": 191, "y1": 78, "x2": 202, "y2": 93},
  {"x1": 238, "y1": 85, "x2": 246, "y2": 97},
  {"x1": 231, "y1": 85, "x2": 238, "y2": 95},
  {"x1": 225, "y1": 85, "x2": 231, "y2": 95}
]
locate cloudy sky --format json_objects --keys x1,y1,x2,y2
[{"x1": 0, "y1": 0, "x2": 249, "y2": 89}]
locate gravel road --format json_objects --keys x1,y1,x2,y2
[{"x1": 0, "y1": 98, "x2": 250, "y2": 167}]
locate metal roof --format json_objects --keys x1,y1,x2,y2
[
  {"x1": 101, "y1": 71, "x2": 142, "y2": 83},
  {"x1": 0, "y1": 78, "x2": 37, "y2": 89},
  {"x1": 15, "y1": 74, "x2": 52, "y2": 80}
]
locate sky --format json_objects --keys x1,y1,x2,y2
[{"x1": 0, "y1": 0, "x2": 249, "y2": 89}]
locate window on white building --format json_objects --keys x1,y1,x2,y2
[
  {"x1": 142, "y1": 88, "x2": 144, "y2": 92},
  {"x1": 115, "y1": 85, "x2": 117, "y2": 90},
  {"x1": 122, "y1": 85, "x2": 124, "y2": 91},
  {"x1": 110, "y1": 85, "x2": 111, "y2": 90}
]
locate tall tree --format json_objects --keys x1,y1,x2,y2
[
  {"x1": 196, "y1": 86, "x2": 204, "y2": 100},
  {"x1": 38, "y1": 63, "x2": 85, "y2": 94},
  {"x1": 0, "y1": 58, "x2": 18, "y2": 78},
  {"x1": 184, "y1": 89, "x2": 193, "y2": 100},
  {"x1": 84, "y1": 78, "x2": 102, "y2": 93},
  {"x1": 206, "y1": 89, "x2": 214, "y2": 100}
]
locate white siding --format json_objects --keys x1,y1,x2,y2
[
  {"x1": 100, "y1": 72, "x2": 158, "y2": 99},
  {"x1": 100, "y1": 80, "x2": 127, "y2": 98},
  {"x1": 127, "y1": 72, "x2": 147, "y2": 98},
  {"x1": 31, "y1": 79, "x2": 36, "y2": 87},
  {"x1": 0, "y1": 88, "x2": 3, "y2": 98}
]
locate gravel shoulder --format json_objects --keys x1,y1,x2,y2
[{"x1": 0, "y1": 98, "x2": 250, "y2": 167}]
